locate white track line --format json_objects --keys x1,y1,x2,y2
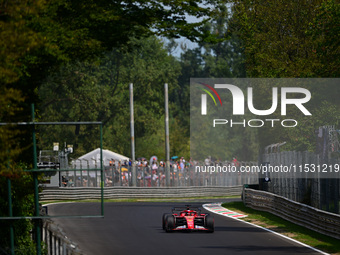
[{"x1": 203, "y1": 203, "x2": 329, "y2": 255}]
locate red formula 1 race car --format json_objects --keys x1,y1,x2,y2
[{"x1": 162, "y1": 205, "x2": 214, "y2": 233}]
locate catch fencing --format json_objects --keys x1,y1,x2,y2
[
  {"x1": 58, "y1": 162, "x2": 259, "y2": 188},
  {"x1": 243, "y1": 188, "x2": 340, "y2": 240},
  {"x1": 262, "y1": 151, "x2": 340, "y2": 214}
]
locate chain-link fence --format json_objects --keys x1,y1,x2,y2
[
  {"x1": 261, "y1": 151, "x2": 340, "y2": 214},
  {"x1": 57, "y1": 161, "x2": 259, "y2": 188}
]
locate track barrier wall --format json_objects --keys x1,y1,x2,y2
[
  {"x1": 243, "y1": 188, "x2": 340, "y2": 240},
  {"x1": 40, "y1": 186, "x2": 243, "y2": 201}
]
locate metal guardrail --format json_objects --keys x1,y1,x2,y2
[
  {"x1": 42, "y1": 220, "x2": 83, "y2": 255},
  {"x1": 40, "y1": 186, "x2": 243, "y2": 201},
  {"x1": 243, "y1": 188, "x2": 340, "y2": 240}
]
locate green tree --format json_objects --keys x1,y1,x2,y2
[
  {"x1": 0, "y1": 1, "x2": 224, "y2": 251},
  {"x1": 1, "y1": 0, "x2": 226, "y2": 162},
  {"x1": 0, "y1": 0, "x2": 46, "y2": 84},
  {"x1": 2, "y1": 0, "x2": 221, "y2": 89},
  {"x1": 308, "y1": 0, "x2": 340, "y2": 77},
  {"x1": 0, "y1": 88, "x2": 25, "y2": 171},
  {"x1": 0, "y1": 87, "x2": 42, "y2": 253},
  {"x1": 199, "y1": 3, "x2": 246, "y2": 78},
  {"x1": 38, "y1": 36, "x2": 182, "y2": 159},
  {"x1": 228, "y1": 0, "x2": 340, "y2": 152},
  {"x1": 229, "y1": 0, "x2": 327, "y2": 78}
]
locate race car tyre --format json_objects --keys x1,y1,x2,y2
[
  {"x1": 162, "y1": 213, "x2": 170, "y2": 230},
  {"x1": 165, "y1": 215, "x2": 175, "y2": 232},
  {"x1": 204, "y1": 214, "x2": 214, "y2": 233}
]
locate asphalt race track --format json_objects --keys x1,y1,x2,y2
[{"x1": 47, "y1": 200, "x2": 323, "y2": 255}]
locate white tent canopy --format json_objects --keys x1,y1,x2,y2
[{"x1": 72, "y1": 148, "x2": 129, "y2": 169}]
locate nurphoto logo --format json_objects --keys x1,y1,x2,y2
[
  {"x1": 198, "y1": 82, "x2": 312, "y2": 128},
  {"x1": 190, "y1": 78, "x2": 339, "y2": 176},
  {"x1": 201, "y1": 84, "x2": 311, "y2": 116}
]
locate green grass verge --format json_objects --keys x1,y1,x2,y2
[{"x1": 222, "y1": 201, "x2": 340, "y2": 255}]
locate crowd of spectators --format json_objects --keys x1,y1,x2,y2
[
  {"x1": 104, "y1": 156, "x2": 240, "y2": 187},
  {"x1": 61, "y1": 155, "x2": 242, "y2": 187},
  {"x1": 104, "y1": 156, "x2": 196, "y2": 187}
]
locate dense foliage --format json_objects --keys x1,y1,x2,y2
[
  {"x1": 227, "y1": 0, "x2": 340, "y2": 151},
  {"x1": 37, "y1": 37, "x2": 182, "y2": 159},
  {"x1": 0, "y1": 0, "x2": 221, "y2": 252},
  {"x1": 0, "y1": 0, "x2": 339, "y2": 252}
]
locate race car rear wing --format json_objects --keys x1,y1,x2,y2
[{"x1": 171, "y1": 205, "x2": 202, "y2": 214}]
